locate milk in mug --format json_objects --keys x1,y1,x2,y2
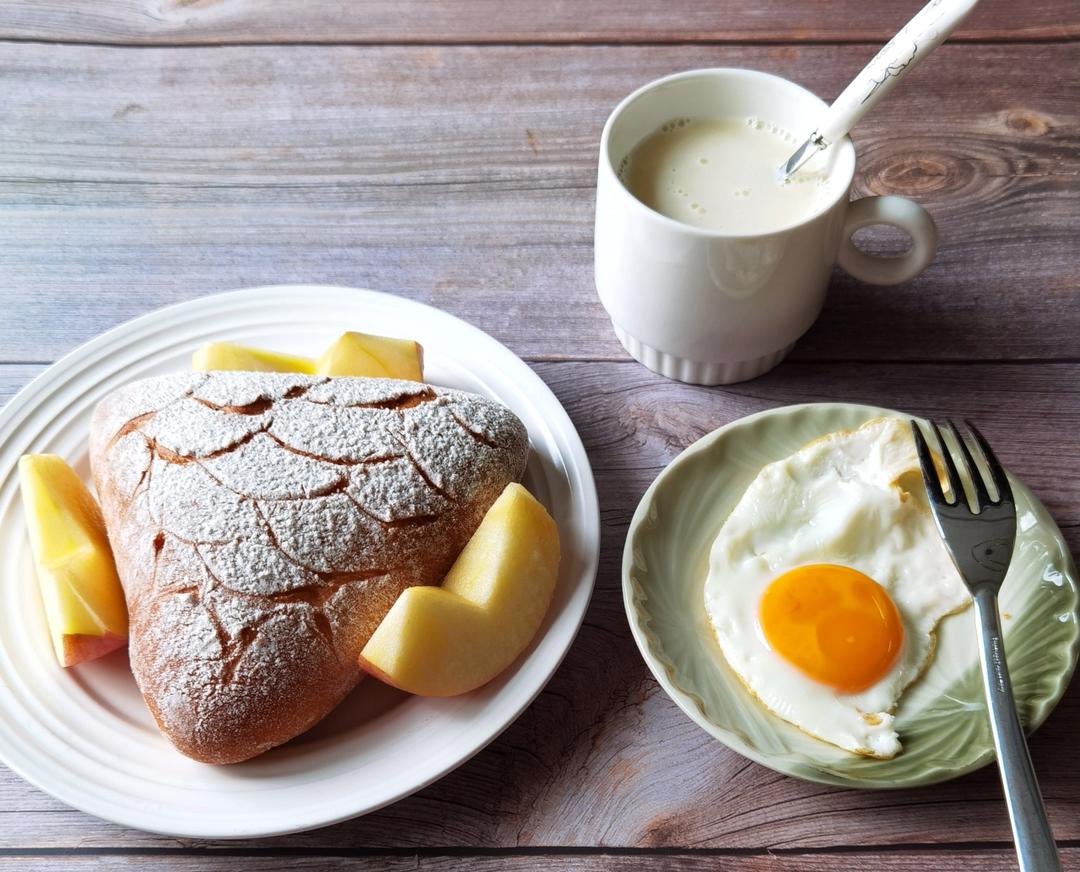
[{"x1": 618, "y1": 117, "x2": 840, "y2": 235}]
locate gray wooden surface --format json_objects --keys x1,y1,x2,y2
[
  {"x1": 1, "y1": 0, "x2": 1078, "y2": 868},
  {"x1": 2, "y1": 41, "x2": 1077, "y2": 363},
  {"x1": 0, "y1": 0, "x2": 1075, "y2": 43}
]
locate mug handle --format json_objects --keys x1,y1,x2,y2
[{"x1": 837, "y1": 195, "x2": 938, "y2": 286}]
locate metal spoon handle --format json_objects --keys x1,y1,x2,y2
[
  {"x1": 781, "y1": 0, "x2": 980, "y2": 178},
  {"x1": 973, "y1": 589, "x2": 1061, "y2": 872}
]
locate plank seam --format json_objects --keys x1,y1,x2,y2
[
  {"x1": 0, "y1": 842, "x2": 1077, "y2": 857},
  {"x1": 1, "y1": 170, "x2": 1075, "y2": 187},
  {"x1": 525, "y1": 357, "x2": 1080, "y2": 365},
  {"x1": 0, "y1": 36, "x2": 1077, "y2": 49},
  {"x1": 5, "y1": 358, "x2": 1080, "y2": 367},
  {"x1": 0, "y1": 178, "x2": 603, "y2": 191}
]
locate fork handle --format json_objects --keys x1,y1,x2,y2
[{"x1": 973, "y1": 588, "x2": 1061, "y2": 872}]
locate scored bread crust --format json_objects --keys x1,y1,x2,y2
[{"x1": 89, "y1": 372, "x2": 528, "y2": 764}]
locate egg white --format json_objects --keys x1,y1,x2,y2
[{"x1": 703, "y1": 417, "x2": 970, "y2": 758}]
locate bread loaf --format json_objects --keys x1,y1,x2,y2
[{"x1": 89, "y1": 372, "x2": 528, "y2": 764}]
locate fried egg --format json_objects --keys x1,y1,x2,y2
[{"x1": 703, "y1": 417, "x2": 969, "y2": 758}]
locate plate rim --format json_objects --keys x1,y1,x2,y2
[
  {"x1": 0, "y1": 284, "x2": 601, "y2": 836},
  {"x1": 622, "y1": 400, "x2": 1080, "y2": 789}
]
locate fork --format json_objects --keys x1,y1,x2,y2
[{"x1": 912, "y1": 420, "x2": 1061, "y2": 872}]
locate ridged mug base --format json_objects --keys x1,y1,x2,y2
[{"x1": 611, "y1": 323, "x2": 794, "y2": 386}]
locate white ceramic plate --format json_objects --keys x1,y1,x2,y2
[{"x1": 0, "y1": 286, "x2": 600, "y2": 838}]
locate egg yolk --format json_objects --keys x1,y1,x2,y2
[{"x1": 758, "y1": 564, "x2": 903, "y2": 693}]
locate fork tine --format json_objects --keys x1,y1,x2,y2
[
  {"x1": 911, "y1": 421, "x2": 946, "y2": 504},
  {"x1": 931, "y1": 421, "x2": 965, "y2": 506},
  {"x1": 947, "y1": 418, "x2": 991, "y2": 511},
  {"x1": 964, "y1": 420, "x2": 1014, "y2": 506}
]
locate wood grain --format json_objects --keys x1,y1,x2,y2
[
  {"x1": 0, "y1": 365, "x2": 42, "y2": 401},
  {"x1": 1, "y1": 850, "x2": 1078, "y2": 871},
  {"x1": 1, "y1": 0, "x2": 1078, "y2": 861},
  {"x1": 0, "y1": 0, "x2": 1075, "y2": 44},
  {"x1": 0, "y1": 43, "x2": 1076, "y2": 365},
  {"x1": 1, "y1": 361, "x2": 1077, "y2": 850}
]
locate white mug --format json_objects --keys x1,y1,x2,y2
[{"x1": 594, "y1": 68, "x2": 937, "y2": 385}]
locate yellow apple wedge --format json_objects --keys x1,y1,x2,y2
[
  {"x1": 316, "y1": 331, "x2": 424, "y2": 381},
  {"x1": 192, "y1": 341, "x2": 316, "y2": 374},
  {"x1": 358, "y1": 483, "x2": 559, "y2": 695},
  {"x1": 18, "y1": 455, "x2": 128, "y2": 667}
]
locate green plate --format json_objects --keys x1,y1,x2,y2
[{"x1": 623, "y1": 403, "x2": 1079, "y2": 788}]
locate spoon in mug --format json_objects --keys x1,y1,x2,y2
[{"x1": 779, "y1": 0, "x2": 980, "y2": 181}]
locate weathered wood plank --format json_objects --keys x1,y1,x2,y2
[
  {"x1": 0, "y1": 364, "x2": 43, "y2": 400},
  {"x1": 4, "y1": 361, "x2": 1078, "y2": 521},
  {"x1": 1, "y1": 850, "x2": 1077, "y2": 871},
  {"x1": 0, "y1": 43, "x2": 1076, "y2": 364},
  {"x1": 0, "y1": 0, "x2": 1075, "y2": 44},
  {"x1": 1, "y1": 361, "x2": 1077, "y2": 849}
]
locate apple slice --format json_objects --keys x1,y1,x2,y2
[
  {"x1": 18, "y1": 455, "x2": 128, "y2": 667},
  {"x1": 192, "y1": 341, "x2": 316, "y2": 374},
  {"x1": 316, "y1": 331, "x2": 424, "y2": 381},
  {"x1": 359, "y1": 483, "x2": 559, "y2": 695}
]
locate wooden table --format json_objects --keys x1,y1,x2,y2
[{"x1": 1, "y1": 2, "x2": 1077, "y2": 869}]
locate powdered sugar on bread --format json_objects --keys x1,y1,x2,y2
[{"x1": 90, "y1": 372, "x2": 529, "y2": 764}]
